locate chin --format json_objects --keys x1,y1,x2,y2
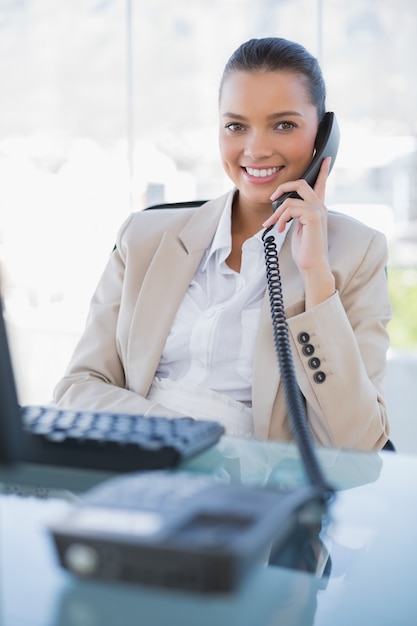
[{"x1": 242, "y1": 187, "x2": 274, "y2": 206}]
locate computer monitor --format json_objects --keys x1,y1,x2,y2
[{"x1": 0, "y1": 296, "x2": 23, "y2": 465}]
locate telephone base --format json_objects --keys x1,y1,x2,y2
[{"x1": 49, "y1": 470, "x2": 326, "y2": 593}]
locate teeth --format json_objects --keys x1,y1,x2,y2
[{"x1": 246, "y1": 166, "x2": 279, "y2": 178}]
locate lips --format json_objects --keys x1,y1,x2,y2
[{"x1": 244, "y1": 166, "x2": 282, "y2": 178}]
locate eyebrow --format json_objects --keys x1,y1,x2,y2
[{"x1": 221, "y1": 111, "x2": 304, "y2": 120}]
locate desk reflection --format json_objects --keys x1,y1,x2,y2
[
  {"x1": 1, "y1": 439, "x2": 389, "y2": 626},
  {"x1": 182, "y1": 436, "x2": 383, "y2": 492},
  {"x1": 51, "y1": 440, "x2": 387, "y2": 626},
  {"x1": 53, "y1": 562, "x2": 324, "y2": 626}
]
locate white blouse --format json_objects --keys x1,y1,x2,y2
[{"x1": 155, "y1": 191, "x2": 288, "y2": 406}]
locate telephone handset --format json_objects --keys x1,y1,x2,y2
[
  {"x1": 272, "y1": 111, "x2": 340, "y2": 210},
  {"x1": 262, "y1": 112, "x2": 339, "y2": 503}
]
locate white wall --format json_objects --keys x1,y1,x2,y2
[{"x1": 385, "y1": 352, "x2": 417, "y2": 455}]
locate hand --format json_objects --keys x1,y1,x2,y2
[{"x1": 262, "y1": 157, "x2": 335, "y2": 308}]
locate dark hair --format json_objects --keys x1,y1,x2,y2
[{"x1": 220, "y1": 37, "x2": 326, "y2": 121}]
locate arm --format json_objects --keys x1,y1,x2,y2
[
  {"x1": 53, "y1": 215, "x2": 182, "y2": 417},
  {"x1": 287, "y1": 228, "x2": 392, "y2": 450}
]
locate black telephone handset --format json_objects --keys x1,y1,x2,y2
[
  {"x1": 272, "y1": 111, "x2": 340, "y2": 210},
  {"x1": 263, "y1": 112, "x2": 340, "y2": 504}
]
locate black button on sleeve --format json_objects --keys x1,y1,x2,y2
[
  {"x1": 308, "y1": 357, "x2": 321, "y2": 369},
  {"x1": 297, "y1": 332, "x2": 310, "y2": 345},
  {"x1": 313, "y1": 371, "x2": 326, "y2": 383},
  {"x1": 302, "y1": 344, "x2": 315, "y2": 356}
]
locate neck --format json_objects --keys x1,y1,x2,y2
[{"x1": 231, "y1": 193, "x2": 274, "y2": 239}]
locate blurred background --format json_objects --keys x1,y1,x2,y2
[{"x1": 1, "y1": 0, "x2": 416, "y2": 452}]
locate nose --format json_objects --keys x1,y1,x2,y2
[{"x1": 244, "y1": 130, "x2": 274, "y2": 160}]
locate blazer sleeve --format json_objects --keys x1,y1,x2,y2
[
  {"x1": 52, "y1": 214, "x2": 183, "y2": 417},
  {"x1": 287, "y1": 228, "x2": 392, "y2": 450}
]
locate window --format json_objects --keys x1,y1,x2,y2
[{"x1": 1, "y1": 0, "x2": 416, "y2": 404}]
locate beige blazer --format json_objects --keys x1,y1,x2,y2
[{"x1": 54, "y1": 191, "x2": 392, "y2": 451}]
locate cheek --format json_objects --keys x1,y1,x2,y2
[
  {"x1": 300, "y1": 149, "x2": 315, "y2": 171},
  {"x1": 293, "y1": 138, "x2": 316, "y2": 168},
  {"x1": 219, "y1": 134, "x2": 236, "y2": 165}
]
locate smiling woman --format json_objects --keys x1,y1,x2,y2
[
  {"x1": 220, "y1": 73, "x2": 318, "y2": 190},
  {"x1": 52, "y1": 37, "x2": 392, "y2": 453},
  {"x1": 218, "y1": 70, "x2": 318, "y2": 223},
  {"x1": 0, "y1": 0, "x2": 415, "y2": 461}
]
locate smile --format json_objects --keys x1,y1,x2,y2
[{"x1": 245, "y1": 166, "x2": 282, "y2": 178}]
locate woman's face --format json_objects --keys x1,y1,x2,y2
[{"x1": 219, "y1": 70, "x2": 319, "y2": 208}]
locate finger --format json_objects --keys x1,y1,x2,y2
[
  {"x1": 313, "y1": 156, "x2": 332, "y2": 200},
  {"x1": 262, "y1": 206, "x2": 281, "y2": 229},
  {"x1": 270, "y1": 177, "x2": 317, "y2": 203},
  {"x1": 262, "y1": 198, "x2": 301, "y2": 230}
]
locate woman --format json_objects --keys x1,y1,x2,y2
[{"x1": 54, "y1": 37, "x2": 392, "y2": 450}]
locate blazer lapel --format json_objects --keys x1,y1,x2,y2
[
  {"x1": 126, "y1": 196, "x2": 228, "y2": 395},
  {"x1": 252, "y1": 223, "x2": 305, "y2": 438},
  {"x1": 252, "y1": 294, "x2": 280, "y2": 438}
]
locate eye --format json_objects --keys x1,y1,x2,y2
[
  {"x1": 225, "y1": 122, "x2": 246, "y2": 132},
  {"x1": 275, "y1": 121, "x2": 297, "y2": 131}
]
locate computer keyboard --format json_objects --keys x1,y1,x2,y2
[{"x1": 21, "y1": 405, "x2": 225, "y2": 472}]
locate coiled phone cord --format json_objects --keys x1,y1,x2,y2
[{"x1": 262, "y1": 225, "x2": 334, "y2": 504}]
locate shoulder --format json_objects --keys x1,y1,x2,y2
[
  {"x1": 327, "y1": 209, "x2": 388, "y2": 255},
  {"x1": 115, "y1": 192, "x2": 231, "y2": 257},
  {"x1": 121, "y1": 204, "x2": 200, "y2": 237},
  {"x1": 327, "y1": 208, "x2": 385, "y2": 236},
  {"x1": 326, "y1": 210, "x2": 389, "y2": 286}
]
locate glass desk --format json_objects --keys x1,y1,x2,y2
[{"x1": 1, "y1": 437, "x2": 417, "y2": 625}]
